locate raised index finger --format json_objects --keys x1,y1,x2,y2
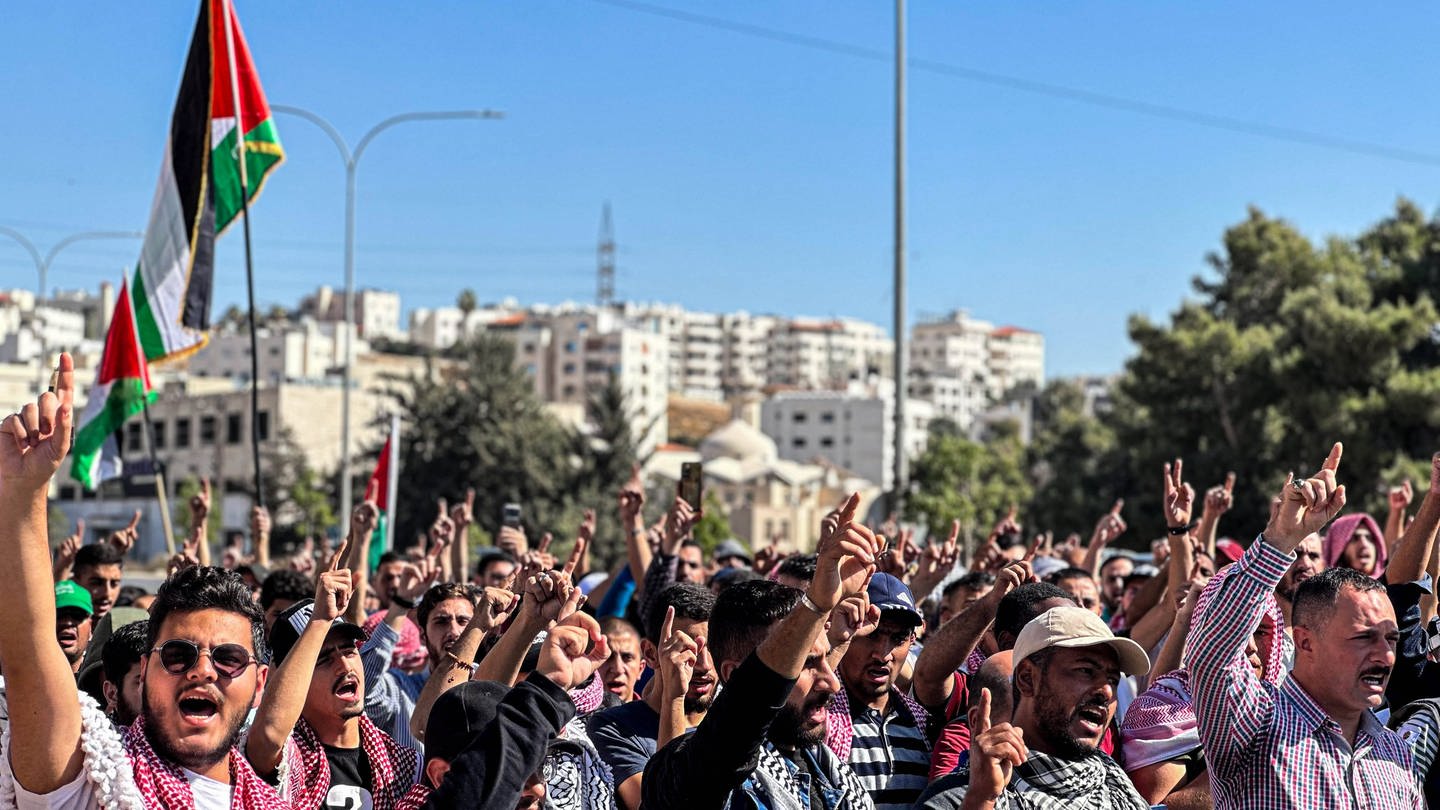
[
  {"x1": 660, "y1": 605, "x2": 675, "y2": 643},
  {"x1": 976, "y1": 687, "x2": 993, "y2": 733},
  {"x1": 127, "y1": 510, "x2": 142, "y2": 531},
  {"x1": 564, "y1": 534, "x2": 587, "y2": 576},
  {"x1": 838, "y1": 492, "x2": 860, "y2": 525},
  {"x1": 1110, "y1": 498, "x2": 1125, "y2": 517},
  {"x1": 330, "y1": 536, "x2": 351, "y2": 571},
  {"x1": 1224, "y1": 472, "x2": 1236, "y2": 493},
  {"x1": 1322, "y1": 442, "x2": 1343, "y2": 473}
]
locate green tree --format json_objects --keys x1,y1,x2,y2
[
  {"x1": 571, "y1": 373, "x2": 646, "y2": 566},
  {"x1": 457, "y1": 288, "x2": 477, "y2": 320},
  {"x1": 260, "y1": 427, "x2": 337, "y2": 551},
  {"x1": 1025, "y1": 380, "x2": 1125, "y2": 537},
  {"x1": 174, "y1": 476, "x2": 220, "y2": 546},
  {"x1": 906, "y1": 422, "x2": 1032, "y2": 542},
  {"x1": 691, "y1": 491, "x2": 732, "y2": 558}
]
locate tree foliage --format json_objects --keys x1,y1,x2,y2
[
  {"x1": 1024, "y1": 201, "x2": 1440, "y2": 545},
  {"x1": 906, "y1": 421, "x2": 1032, "y2": 542}
]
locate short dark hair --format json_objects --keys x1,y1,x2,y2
[
  {"x1": 709, "y1": 568, "x2": 762, "y2": 593},
  {"x1": 417, "y1": 583, "x2": 477, "y2": 630},
  {"x1": 377, "y1": 551, "x2": 413, "y2": 567},
  {"x1": 103, "y1": 621, "x2": 150, "y2": 686},
  {"x1": 600, "y1": 617, "x2": 639, "y2": 638},
  {"x1": 708, "y1": 580, "x2": 800, "y2": 669},
  {"x1": 970, "y1": 654, "x2": 1015, "y2": 712},
  {"x1": 680, "y1": 538, "x2": 703, "y2": 553},
  {"x1": 1293, "y1": 566, "x2": 1386, "y2": 630},
  {"x1": 644, "y1": 583, "x2": 716, "y2": 644},
  {"x1": 259, "y1": 569, "x2": 313, "y2": 610},
  {"x1": 115, "y1": 585, "x2": 149, "y2": 608},
  {"x1": 776, "y1": 553, "x2": 817, "y2": 583},
  {"x1": 995, "y1": 582, "x2": 1077, "y2": 648},
  {"x1": 945, "y1": 571, "x2": 995, "y2": 598},
  {"x1": 1100, "y1": 554, "x2": 1134, "y2": 573},
  {"x1": 476, "y1": 551, "x2": 516, "y2": 579},
  {"x1": 1045, "y1": 567, "x2": 1095, "y2": 586},
  {"x1": 74, "y1": 542, "x2": 125, "y2": 572},
  {"x1": 149, "y1": 566, "x2": 268, "y2": 663}
]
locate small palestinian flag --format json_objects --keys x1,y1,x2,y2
[
  {"x1": 366, "y1": 415, "x2": 401, "y2": 572},
  {"x1": 132, "y1": 0, "x2": 284, "y2": 364},
  {"x1": 71, "y1": 281, "x2": 157, "y2": 490}
]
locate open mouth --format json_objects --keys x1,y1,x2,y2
[
  {"x1": 864, "y1": 665, "x2": 890, "y2": 686},
  {"x1": 1360, "y1": 672, "x2": 1387, "y2": 691},
  {"x1": 689, "y1": 678, "x2": 714, "y2": 696},
  {"x1": 1074, "y1": 705, "x2": 1108, "y2": 736},
  {"x1": 57, "y1": 629, "x2": 78, "y2": 645},
  {"x1": 178, "y1": 692, "x2": 220, "y2": 725},
  {"x1": 333, "y1": 674, "x2": 360, "y2": 701}
]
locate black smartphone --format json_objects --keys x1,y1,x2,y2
[
  {"x1": 502, "y1": 503, "x2": 522, "y2": 528},
  {"x1": 679, "y1": 462, "x2": 703, "y2": 511}
]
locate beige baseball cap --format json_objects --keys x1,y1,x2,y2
[{"x1": 1012, "y1": 606, "x2": 1151, "y2": 677}]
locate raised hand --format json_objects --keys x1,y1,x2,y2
[
  {"x1": 1162, "y1": 459, "x2": 1195, "y2": 529},
  {"x1": 618, "y1": 465, "x2": 646, "y2": 522},
  {"x1": 313, "y1": 538, "x2": 354, "y2": 622},
  {"x1": 535, "y1": 532, "x2": 556, "y2": 571},
  {"x1": 807, "y1": 493, "x2": 880, "y2": 613},
  {"x1": 990, "y1": 505, "x2": 1022, "y2": 542},
  {"x1": 451, "y1": 489, "x2": 475, "y2": 533},
  {"x1": 967, "y1": 687, "x2": 1026, "y2": 798},
  {"x1": 985, "y1": 559, "x2": 1035, "y2": 607},
  {"x1": 1265, "y1": 442, "x2": 1346, "y2": 551},
  {"x1": 497, "y1": 524, "x2": 528, "y2": 558},
  {"x1": 911, "y1": 519, "x2": 961, "y2": 601},
  {"x1": 351, "y1": 480, "x2": 381, "y2": 540},
  {"x1": 251, "y1": 505, "x2": 272, "y2": 542},
  {"x1": 535, "y1": 612, "x2": 610, "y2": 692},
  {"x1": 753, "y1": 544, "x2": 784, "y2": 576},
  {"x1": 563, "y1": 524, "x2": 588, "y2": 578},
  {"x1": 1204, "y1": 472, "x2": 1236, "y2": 518},
  {"x1": 827, "y1": 590, "x2": 881, "y2": 648},
  {"x1": 1091, "y1": 500, "x2": 1127, "y2": 548},
  {"x1": 396, "y1": 557, "x2": 442, "y2": 606},
  {"x1": 108, "y1": 510, "x2": 141, "y2": 554},
  {"x1": 0, "y1": 353, "x2": 75, "y2": 486},
  {"x1": 190, "y1": 478, "x2": 212, "y2": 527},
  {"x1": 656, "y1": 605, "x2": 701, "y2": 701},
  {"x1": 53, "y1": 521, "x2": 84, "y2": 582},
  {"x1": 663, "y1": 497, "x2": 701, "y2": 553},
  {"x1": 522, "y1": 569, "x2": 580, "y2": 627},
  {"x1": 167, "y1": 529, "x2": 203, "y2": 579},
  {"x1": 429, "y1": 498, "x2": 455, "y2": 551},
  {"x1": 473, "y1": 585, "x2": 520, "y2": 633},
  {"x1": 1390, "y1": 480, "x2": 1415, "y2": 512}
]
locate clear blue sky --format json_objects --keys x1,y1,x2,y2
[{"x1": 3, "y1": 1, "x2": 1438, "y2": 377}]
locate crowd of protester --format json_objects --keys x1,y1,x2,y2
[{"x1": 0, "y1": 353, "x2": 1436, "y2": 808}]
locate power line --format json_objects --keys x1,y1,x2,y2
[{"x1": 583, "y1": 0, "x2": 1440, "y2": 169}]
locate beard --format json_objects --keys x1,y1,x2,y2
[
  {"x1": 683, "y1": 691, "x2": 715, "y2": 715},
  {"x1": 769, "y1": 691, "x2": 832, "y2": 749},
  {"x1": 1035, "y1": 696, "x2": 1107, "y2": 760},
  {"x1": 141, "y1": 692, "x2": 249, "y2": 773}
]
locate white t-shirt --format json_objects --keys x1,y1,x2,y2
[{"x1": 13, "y1": 766, "x2": 233, "y2": 810}]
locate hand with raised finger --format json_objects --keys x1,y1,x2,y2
[
  {"x1": 1204, "y1": 472, "x2": 1236, "y2": 518},
  {"x1": 1430, "y1": 453, "x2": 1440, "y2": 494},
  {"x1": 451, "y1": 489, "x2": 475, "y2": 533},
  {"x1": 1390, "y1": 480, "x2": 1414, "y2": 512},
  {"x1": 525, "y1": 570, "x2": 576, "y2": 627},
  {"x1": 1162, "y1": 459, "x2": 1194, "y2": 530},
  {"x1": 396, "y1": 558, "x2": 441, "y2": 606},
  {"x1": 807, "y1": 493, "x2": 880, "y2": 613},
  {"x1": 0, "y1": 353, "x2": 75, "y2": 486},
  {"x1": 827, "y1": 591, "x2": 880, "y2": 648},
  {"x1": 351, "y1": 480, "x2": 381, "y2": 541},
  {"x1": 754, "y1": 544, "x2": 783, "y2": 576},
  {"x1": 1090, "y1": 500, "x2": 1127, "y2": 548},
  {"x1": 1265, "y1": 442, "x2": 1346, "y2": 552},
  {"x1": 985, "y1": 559, "x2": 1035, "y2": 609},
  {"x1": 108, "y1": 510, "x2": 141, "y2": 554},
  {"x1": 190, "y1": 478, "x2": 212, "y2": 526},
  {"x1": 562, "y1": 531, "x2": 588, "y2": 579},
  {"x1": 967, "y1": 687, "x2": 1026, "y2": 800},
  {"x1": 656, "y1": 607, "x2": 700, "y2": 701},
  {"x1": 429, "y1": 498, "x2": 455, "y2": 549},
  {"x1": 474, "y1": 586, "x2": 520, "y2": 633},
  {"x1": 536, "y1": 611, "x2": 610, "y2": 692},
  {"x1": 313, "y1": 538, "x2": 354, "y2": 622},
  {"x1": 618, "y1": 465, "x2": 646, "y2": 522}
]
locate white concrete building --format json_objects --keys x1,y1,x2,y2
[
  {"x1": 910, "y1": 310, "x2": 1045, "y2": 401},
  {"x1": 189, "y1": 320, "x2": 365, "y2": 385},
  {"x1": 989, "y1": 326, "x2": 1045, "y2": 394},
  {"x1": 769, "y1": 318, "x2": 893, "y2": 390},
  {"x1": 760, "y1": 381, "x2": 932, "y2": 491},
  {"x1": 301, "y1": 286, "x2": 404, "y2": 340}
]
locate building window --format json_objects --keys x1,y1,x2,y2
[
  {"x1": 820, "y1": 411, "x2": 835, "y2": 423},
  {"x1": 226, "y1": 414, "x2": 243, "y2": 445},
  {"x1": 125, "y1": 423, "x2": 142, "y2": 453},
  {"x1": 820, "y1": 437, "x2": 834, "y2": 448},
  {"x1": 792, "y1": 437, "x2": 807, "y2": 449},
  {"x1": 257, "y1": 411, "x2": 271, "y2": 442},
  {"x1": 792, "y1": 412, "x2": 807, "y2": 424},
  {"x1": 175, "y1": 417, "x2": 191, "y2": 449},
  {"x1": 200, "y1": 416, "x2": 217, "y2": 444},
  {"x1": 565, "y1": 341, "x2": 577, "y2": 353},
  {"x1": 563, "y1": 363, "x2": 576, "y2": 374},
  {"x1": 153, "y1": 421, "x2": 166, "y2": 450}
]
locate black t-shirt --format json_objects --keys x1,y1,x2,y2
[{"x1": 322, "y1": 744, "x2": 374, "y2": 810}]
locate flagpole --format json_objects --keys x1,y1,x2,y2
[
  {"x1": 122, "y1": 278, "x2": 176, "y2": 556},
  {"x1": 222, "y1": 0, "x2": 265, "y2": 510},
  {"x1": 384, "y1": 412, "x2": 399, "y2": 558}
]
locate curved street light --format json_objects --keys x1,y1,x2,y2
[
  {"x1": 0, "y1": 227, "x2": 142, "y2": 299},
  {"x1": 271, "y1": 104, "x2": 504, "y2": 522}
]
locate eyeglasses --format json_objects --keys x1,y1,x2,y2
[{"x1": 150, "y1": 639, "x2": 258, "y2": 679}]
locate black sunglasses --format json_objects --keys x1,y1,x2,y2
[{"x1": 150, "y1": 639, "x2": 258, "y2": 679}]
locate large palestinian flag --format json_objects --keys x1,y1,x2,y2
[
  {"x1": 132, "y1": 0, "x2": 284, "y2": 364},
  {"x1": 71, "y1": 281, "x2": 157, "y2": 490}
]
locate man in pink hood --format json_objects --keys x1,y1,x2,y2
[{"x1": 1323, "y1": 513, "x2": 1387, "y2": 579}]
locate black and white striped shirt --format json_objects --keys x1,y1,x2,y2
[{"x1": 846, "y1": 702, "x2": 931, "y2": 810}]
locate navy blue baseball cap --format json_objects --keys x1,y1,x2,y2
[{"x1": 867, "y1": 573, "x2": 923, "y2": 627}]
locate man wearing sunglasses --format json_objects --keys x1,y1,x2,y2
[
  {"x1": 0, "y1": 354, "x2": 284, "y2": 809},
  {"x1": 246, "y1": 543, "x2": 419, "y2": 810}
]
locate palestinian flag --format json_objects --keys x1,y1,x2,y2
[
  {"x1": 71, "y1": 281, "x2": 157, "y2": 490},
  {"x1": 366, "y1": 415, "x2": 401, "y2": 572},
  {"x1": 132, "y1": 0, "x2": 284, "y2": 364}
]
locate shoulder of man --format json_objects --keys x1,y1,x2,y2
[{"x1": 915, "y1": 767, "x2": 981, "y2": 809}]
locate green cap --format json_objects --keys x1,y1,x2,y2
[{"x1": 55, "y1": 581, "x2": 94, "y2": 616}]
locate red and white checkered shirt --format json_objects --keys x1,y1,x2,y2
[{"x1": 1189, "y1": 537, "x2": 1423, "y2": 809}]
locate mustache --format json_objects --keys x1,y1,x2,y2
[
  {"x1": 804, "y1": 691, "x2": 834, "y2": 712},
  {"x1": 1360, "y1": 666, "x2": 1390, "y2": 678}
]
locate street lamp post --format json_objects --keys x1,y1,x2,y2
[{"x1": 271, "y1": 105, "x2": 504, "y2": 525}]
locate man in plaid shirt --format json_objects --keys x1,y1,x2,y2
[{"x1": 1189, "y1": 442, "x2": 1423, "y2": 809}]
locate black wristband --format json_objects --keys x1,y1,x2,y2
[
  {"x1": 1167, "y1": 523, "x2": 1195, "y2": 536},
  {"x1": 391, "y1": 594, "x2": 417, "y2": 609}
]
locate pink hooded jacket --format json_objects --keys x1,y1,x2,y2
[{"x1": 1323, "y1": 512, "x2": 1387, "y2": 579}]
